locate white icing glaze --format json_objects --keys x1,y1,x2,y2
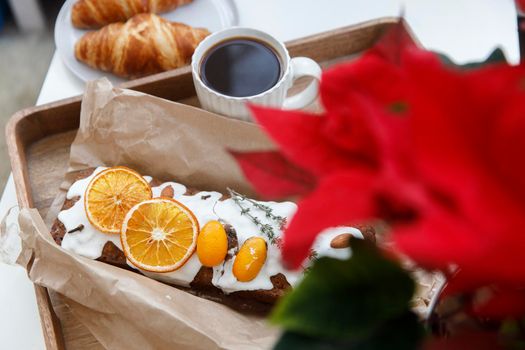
[
  {"x1": 58, "y1": 167, "x2": 364, "y2": 293},
  {"x1": 312, "y1": 226, "x2": 363, "y2": 260},
  {"x1": 141, "y1": 254, "x2": 202, "y2": 287},
  {"x1": 60, "y1": 167, "x2": 122, "y2": 259}
]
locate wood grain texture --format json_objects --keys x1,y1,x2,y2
[
  {"x1": 50, "y1": 291, "x2": 105, "y2": 350},
  {"x1": 5, "y1": 18, "x2": 403, "y2": 349}
]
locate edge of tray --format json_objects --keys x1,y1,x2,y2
[
  {"x1": 6, "y1": 106, "x2": 73, "y2": 350},
  {"x1": 5, "y1": 16, "x2": 404, "y2": 350}
]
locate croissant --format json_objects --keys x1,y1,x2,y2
[
  {"x1": 75, "y1": 14, "x2": 210, "y2": 79},
  {"x1": 72, "y1": 0, "x2": 193, "y2": 29}
]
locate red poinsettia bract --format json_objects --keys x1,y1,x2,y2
[
  {"x1": 517, "y1": 0, "x2": 525, "y2": 12},
  {"x1": 233, "y1": 25, "x2": 525, "y2": 312}
]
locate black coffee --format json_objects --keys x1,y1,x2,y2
[{"x1": 200, "y1": 38, "x2": 282, "y2": 97}]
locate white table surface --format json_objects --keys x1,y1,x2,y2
[{"x1": 0, "y1": 0, "x2": 518, "y2": 348}]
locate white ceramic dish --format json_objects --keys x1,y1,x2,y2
[
  {"x1": 54, "y1": 0, "x2": 239, "y2": 84},
  {"x1": 192, "y1": 27, "x2": 322, "y2": 120}
]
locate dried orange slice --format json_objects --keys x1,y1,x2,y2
[
  {"x1": 84, "y1": 167, "x2": 152, "y2": 234},
  {"x1": 120, "y1": 198, "x2": 199, "y2": 272}
]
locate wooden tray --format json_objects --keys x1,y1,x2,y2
[{"x1": 6, "y1": 17, "x2": 405, "y2": 350}]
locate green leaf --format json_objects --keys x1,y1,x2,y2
[
  {"x1": 438, "y1": 47, "x2": 507, "y2": 69},
  {"x1": 274, "y1": 332, "x2": 352, "y2": 350},
  {"x1": 271, "y1": 239, "x2": 415, "y2": 341},
  {"x1": 274, "y1": 312, "x2": 424, "y2": 350},
  {"x1": 352, "y1": 312, "x2": 424, "y2": 350},
  {"x1": 484, "y1": 48, "x2": 507, "y2": 64}
]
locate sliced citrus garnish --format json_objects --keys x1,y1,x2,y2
[
  {"x1": 84, "y1": 166, "x2": 152, "y2": 234},
  {"x1": 197, "y1": 220, "x2": 228, "y2": 267},
  {"x1": 121, "y1": 198, "x2": 199, "y2": 272},
  {"x1": 233, "y1": 237, "x2": 267, "y2": 282}
]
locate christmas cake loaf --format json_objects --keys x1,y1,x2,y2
[{"x1": 51, "y1": 166, "x2": 375, "y2": 312}]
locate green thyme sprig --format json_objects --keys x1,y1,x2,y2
[
  {"x1": 227, "y1": 188, "x2": 287, "y2": 244},
  {"x1": 227, "y1": 188, "x2": 287, "y2": 228},
  {"x1": 227, "y1": 188, "x2": 320, "y2": 267},
  {"x1": 309, "y1": 250, "x2": 318, "y2": 260},
  {"x1": 303, "y1": 250, "x2": 320, "y2": 274}
]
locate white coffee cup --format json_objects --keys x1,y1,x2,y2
[{"x1": 191, "y1": 27, "x2": 322, "y2": 121}]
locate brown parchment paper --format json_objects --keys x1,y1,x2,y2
[
  {"x1": 10, "y1": 78, "x2": 443, "y2": 350},
  {"x1": 18, "y1": 78, "x2": 282, "y2": 350}
]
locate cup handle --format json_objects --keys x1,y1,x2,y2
[{"x1": 282, "y1": 57, "x2": 322, "y2": 110}]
